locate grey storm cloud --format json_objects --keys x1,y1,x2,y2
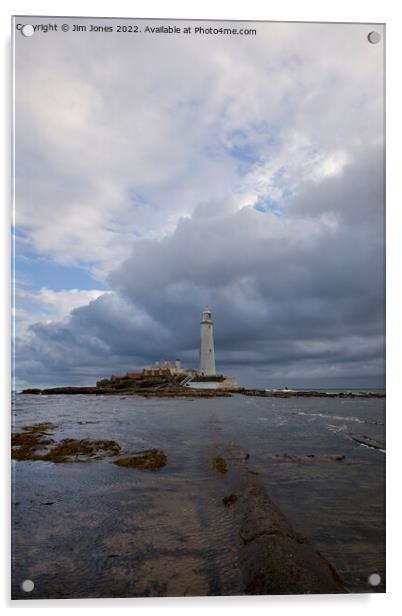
[
  {"x1": 107, "y1": 144, "x2": 384, "y2": 368},
  {"x1": 15, "y1": 143, "x2": 385, "y2": 388}
]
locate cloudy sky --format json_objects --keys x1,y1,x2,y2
[{"x1": 13, "y1": 18, "x2": 385, "y2": 389}]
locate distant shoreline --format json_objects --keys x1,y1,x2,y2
[{"x1": 18, "y1": 386, "x2": 385, "y2": 399}]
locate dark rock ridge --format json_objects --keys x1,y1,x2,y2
[
  {"x1": 240, "y1": 389, "x2": 385, "y2": 399},
  {"x1": 270, "y1": 452, "x2": 353, "y2": 463},
  {"x1": 349, "y1": 435, "x2": 385, "y2": 450},
  {"x1": 20, "y1": 385, "x2": 231, "y2": 398},
  {"x1": 218, "y1": 444, "x2": 347, "y2": 594},
  {"x1": 20, "y1": 385, "x2": 384, "y2": 399}
]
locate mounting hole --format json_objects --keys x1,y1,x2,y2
[
  {"x1": 21, "y1": 579, "x2": 34, "y2": 592},
  {"x1": 367, "y1": 31, "x2": 381, "y2": 44},
  {"x1": 368, "y1": 573, "x2": 381, "y2": 586},
  {"x1": 21, "y1": 24, "x2": 35, "y2": 37}
]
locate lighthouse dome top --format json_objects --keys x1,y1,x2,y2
[{"x1": 201, "y1": 307, "x2": 212, "y2": 322}]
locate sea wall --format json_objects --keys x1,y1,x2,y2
[{"x1": 186, "y1": 377, "x2": 240, "y2": 390}]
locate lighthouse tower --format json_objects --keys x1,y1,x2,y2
[{"x1": 199, "y1": 307, "x2": 216, "y2": 376}]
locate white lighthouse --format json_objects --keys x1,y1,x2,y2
[{"x1": 199, "y1": 307, "x2": 216, "y2": 376}]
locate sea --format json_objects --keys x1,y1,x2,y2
[{"x1": 11, "y1": 392, "x2": 385, "y2": 598}]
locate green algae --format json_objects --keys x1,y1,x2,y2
[
  {"x1": 114, "y1": 449, "x2": 168, "y2": 471},
  {"x1": 11, "y1": 424, "x2": 57, "y2": 461},
  {"x1": 43, "y1": 439, "x2": 121, "y2": 463},
  {"x1": 210, "y1": 456, "x2": 228, "y2": 474},
  {"x1": 11, "y1": 424, "x2": 121, "y2": 463}
]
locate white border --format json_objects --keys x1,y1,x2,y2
[{"x1": 2, "y1": 1, "x2": 401, "y2": 614}]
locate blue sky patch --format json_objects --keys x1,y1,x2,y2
[
  {"x1": 254, "y1": 197, "x2": 283, "y2": 216},
  {"x1": 15, "y1": 253, "x2": 106, "y2": 292}
]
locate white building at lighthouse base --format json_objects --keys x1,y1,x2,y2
[{"x1": 186, "y1": 376, "x2": 239, "y2": 390}]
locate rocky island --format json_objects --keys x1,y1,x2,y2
[{"x1": 20, "y1": 379, "x2": 385, "y2": 399}]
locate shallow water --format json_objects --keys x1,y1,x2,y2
[{"x1": 12, "y1": 393, "x2": 385, "y2": 598}]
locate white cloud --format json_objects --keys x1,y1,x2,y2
[
  {"x1": 14, "y1": 287, "x2": 108, "y2": 335},
  {"x1": 15, "y1": 20, "x2": 384, "y2": 273}
]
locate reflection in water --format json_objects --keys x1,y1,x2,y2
[{"x1": 12, "y1": 394, "x2": 385, "y2": 598}]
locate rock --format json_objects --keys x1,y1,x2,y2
[
  {"x1": 350, "y1": 435, "x2": 385, "y2": 450},
  {"x1": 272, "y1": 452, "x2": 350, "y2": 463},
  {"x1": 223, "y1": 494, "x2": 238, "y2": 507},
  {"x1": 240, "y1": 389, "x2": 385, "y2": 399},
  {"x1": 222, "y1": 444, "x2": 347, "y2": 594}
]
